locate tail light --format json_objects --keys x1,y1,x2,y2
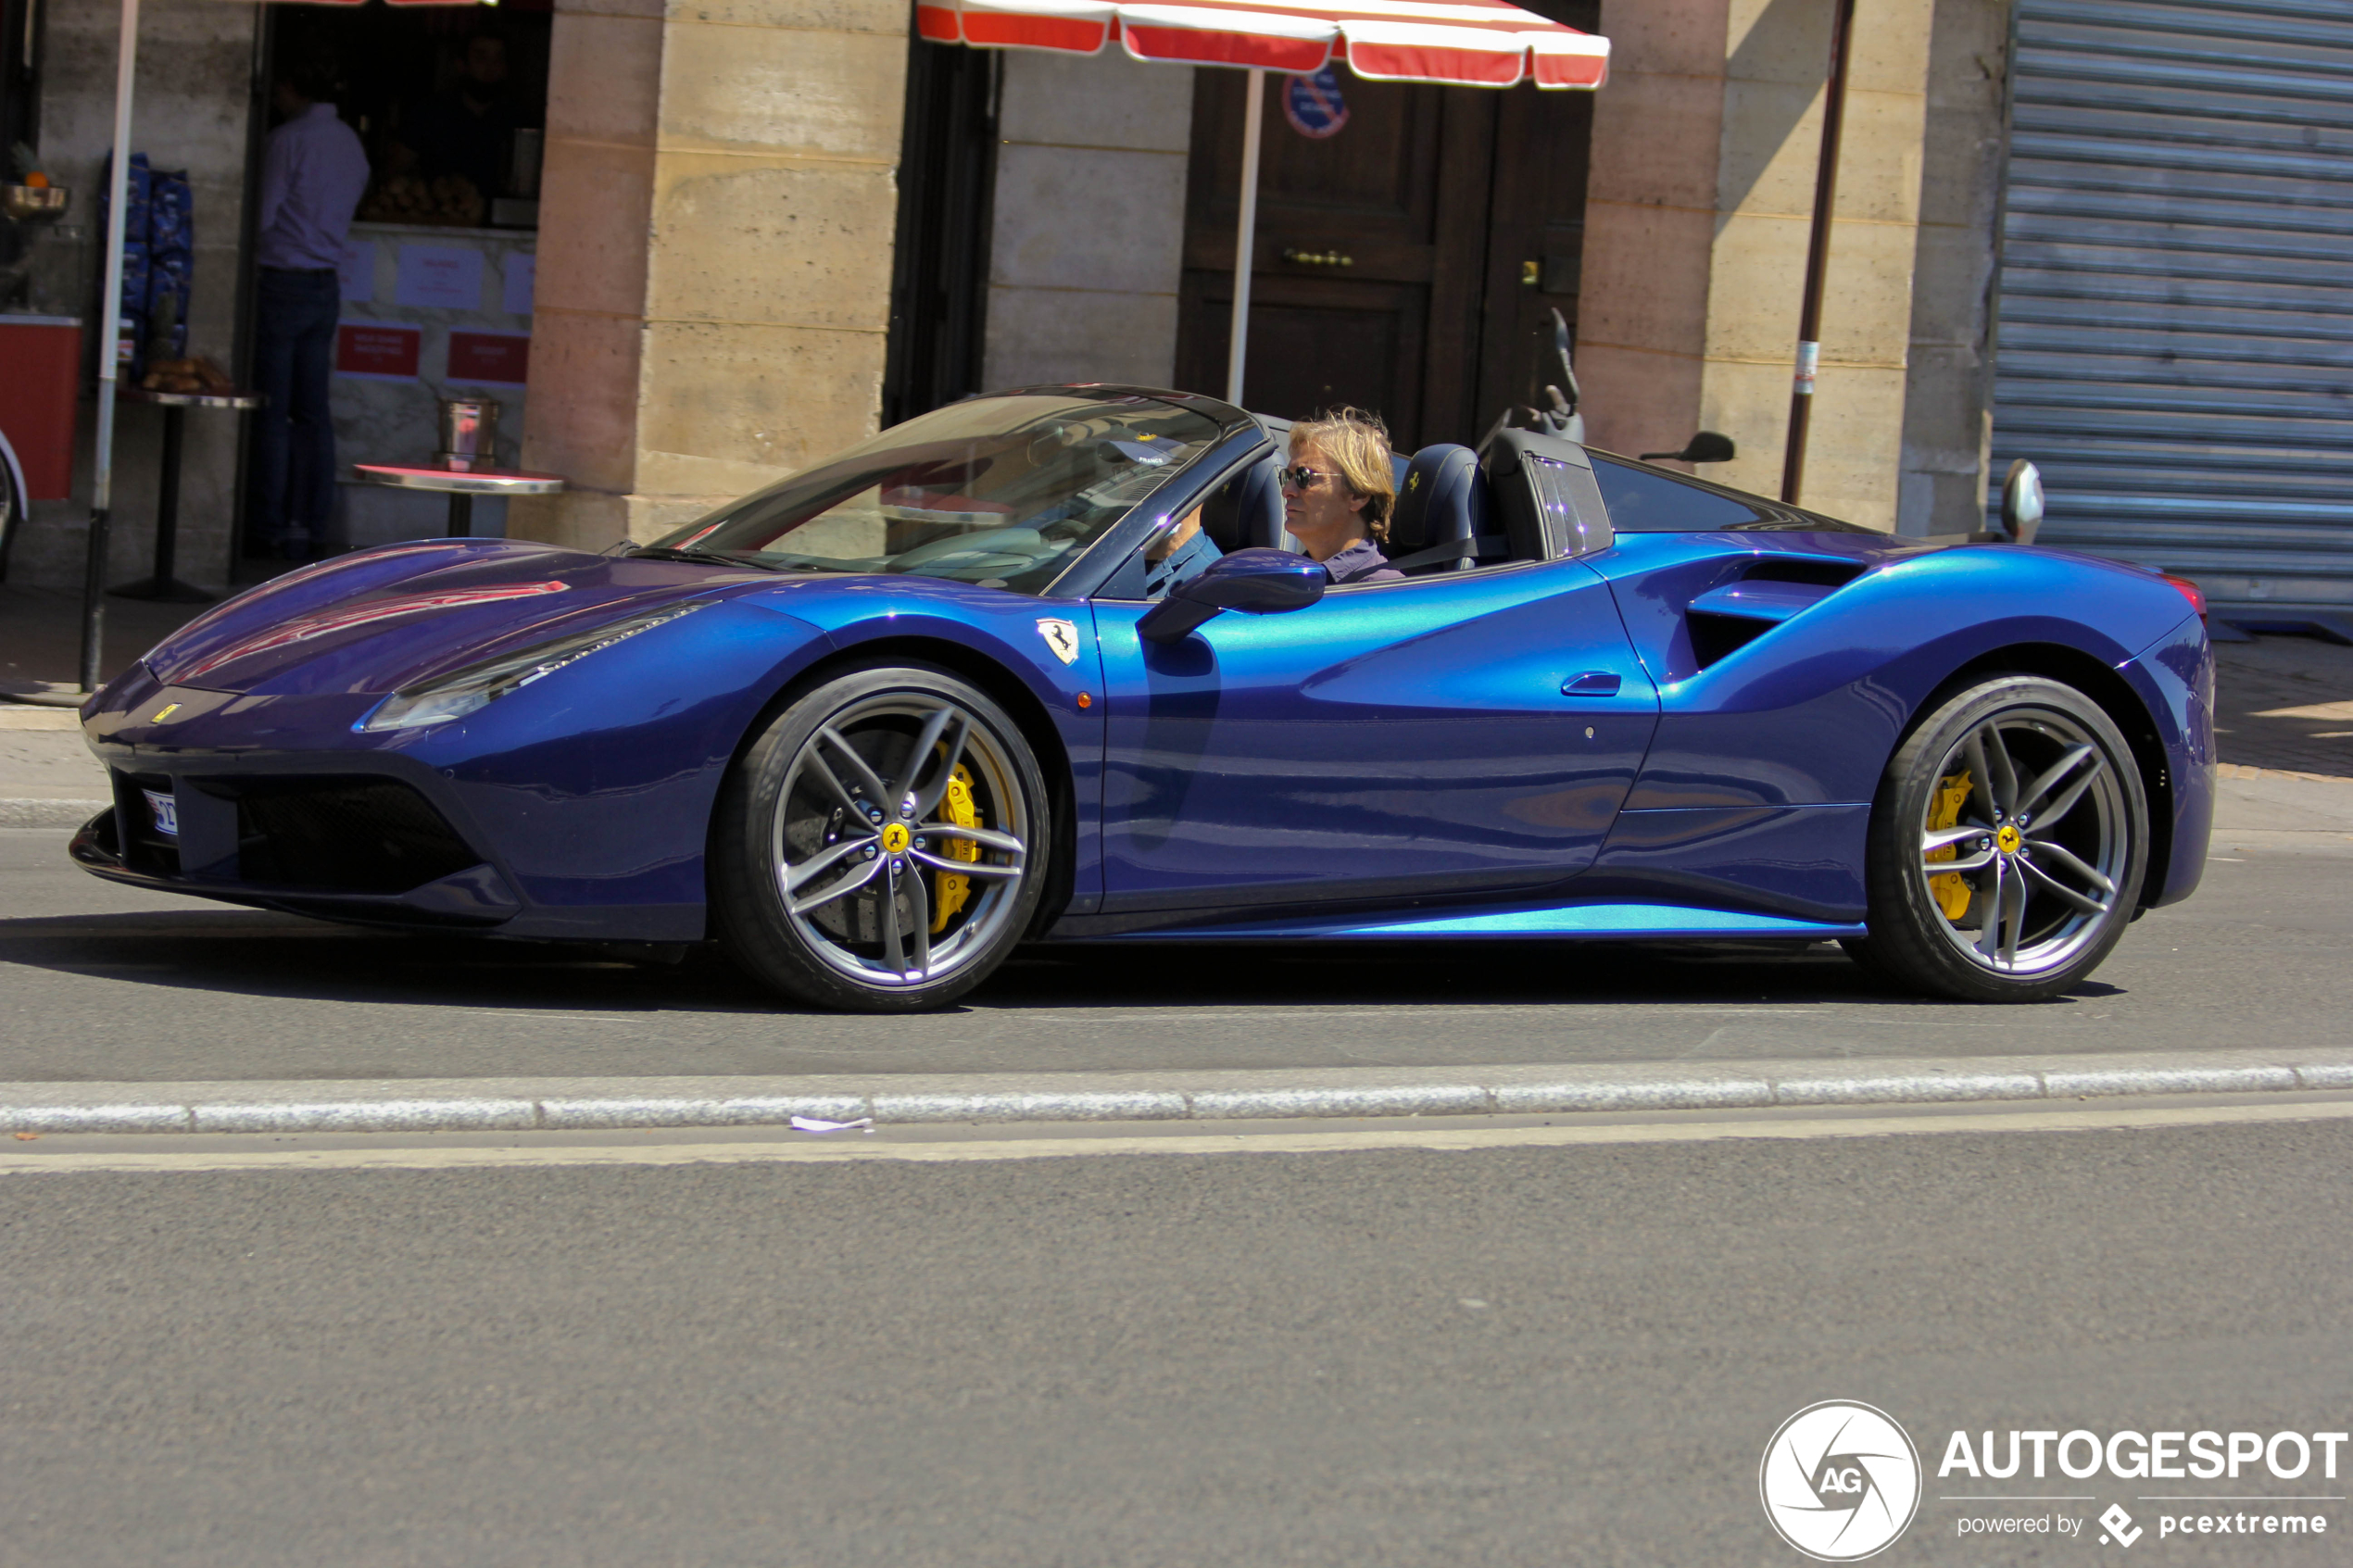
[{"x1": 2160, "y1": 572, "x2": 2208, "y2": 622}]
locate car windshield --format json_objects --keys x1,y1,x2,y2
[{"x1": 640, "y1": 394, "x2": 1226, "y2": 595}]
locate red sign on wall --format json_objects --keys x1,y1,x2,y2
[
  {"x1": 334, "y1": 322, "x2": 422, "y2": 381},
  {"x1": 447, "y1": 331, "x2": 531, "y2": 387}
]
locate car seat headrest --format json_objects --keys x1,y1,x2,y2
[
  {"x1": 1201, "y1": 449, "x2": 1288, "y2": 553},
  {"x1": 1389, "y1": 445, "x2": 1487, "y2": 559}
]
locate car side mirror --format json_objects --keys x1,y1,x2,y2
[
  {"x1": 2000, "y1": 458, "x2": 2045, "y2": 545},
  {"x1": 1137, "y1": 547, "x2": 1326, "y2": 643},
  {"x1": 1639, "y1": 431, "x2": 1737, "y2": 465}
]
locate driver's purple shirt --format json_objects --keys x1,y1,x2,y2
[{"x1": 1322, "y1": 538, "x2": 1403, "y2": 583}]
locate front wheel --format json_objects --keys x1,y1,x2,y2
[
  {"x1": 1846, "y1": 675, "x2": 2148, "y2": 1002},
  {"x1": 712, "y1": 665, "x2": 1050, "y2": 1011},
  {"x1": 0, "y1": 427, "x2": 27, "y2": 582}
]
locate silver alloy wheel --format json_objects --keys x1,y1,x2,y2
[
  {"x1": 1913, "y1": 706, "x2": 2128, "y2": 977},
  {"x1": 770, "y1": 692, "x2": 1031, "y2": 989}
]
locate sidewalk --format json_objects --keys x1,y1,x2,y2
[
  {"x1": 1, "y1": 1047, "x2": 2349, "y2": 1136},
  {"x1": 2212, "y1": 630, "x2": 2353, "y2": 780},
  {"x1": 0, "y1": 583, "x2": 215, "y2": 699}
]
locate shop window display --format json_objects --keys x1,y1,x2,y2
[{"x1": 271, "y1": 4, "x2": 549, "y2": 234}]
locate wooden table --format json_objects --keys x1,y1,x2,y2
[
  {"x1": 110, "y1": 386, "x2": 265, "y2": 603},
  {"x1": 351, "y1": 462, "x2": 566, "y2": 538}
]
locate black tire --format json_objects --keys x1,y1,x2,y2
[
  {"x1": 0, "y1": 428, "x2": 26, "y2": 583},
  {"x1": 1845, "y1": 675, "x2": 2148, "y2": 1002},
  {"x1": 712, "y1": 665, "x2": 1051, "y2": 1011}
]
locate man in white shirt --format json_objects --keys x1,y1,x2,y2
[{"x1": 247, "y1": 49, "x2": 369, "y2": 560}]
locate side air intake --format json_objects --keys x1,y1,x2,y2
[{"x1": 1686, "y1": 560, "x2": 1869, "y2": 669}]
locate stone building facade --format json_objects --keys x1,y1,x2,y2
[{"x1": 515, "y1": 0, "x2": 2009, "y2": 552}]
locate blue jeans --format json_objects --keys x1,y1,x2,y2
[{"x1": 247, "y1": 268, "x2": 340, "y2": 555}]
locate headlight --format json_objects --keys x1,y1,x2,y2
[{"x1": 358, "y1": 602, "x2": 710, "y2": 732}]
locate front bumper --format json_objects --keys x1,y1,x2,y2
[
  {"x1": 74, "y1": 664, "x2": 718, "y2": 943},
  {"x1": 70, "y1": 764, "x2": 525, "y2": 931}
]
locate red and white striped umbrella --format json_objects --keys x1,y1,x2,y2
[{"x1": 919, "y1": 0, "x2": 1607, "y2": 90}]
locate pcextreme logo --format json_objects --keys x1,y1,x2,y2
[{"x1": 1761, "y1": 1400, "x2": 1925, "y2": 1562}]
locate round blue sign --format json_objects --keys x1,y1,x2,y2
[{"x1": 1284, "y1": 68, "x2": 1350, "y2": 140}]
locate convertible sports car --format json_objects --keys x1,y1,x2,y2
[{"x1": 71, "y1": 385, "x2": 2213, "y2": 1010}]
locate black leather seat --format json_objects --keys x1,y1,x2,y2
[
  {"x1": 1386, "y1": 444, "x2": 1497, "y2": 573},
  {"x1": 1200, "y1": 449, "x2": 1289, "y2": 552}
]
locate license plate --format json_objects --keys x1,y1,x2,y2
[{"x1": 143, "y1": 788, "x2": 178, "y2": 837}]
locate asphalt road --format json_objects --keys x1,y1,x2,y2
[
  {"x1": 1, "y1": 826, "x2": 2348, "y2": 1084},
  {"x1": 2, "y1": 1107, "x2": 2347, "y2": 1566}
]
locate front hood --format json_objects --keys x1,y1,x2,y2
[{"x1": 139, "y1": 539, "x2": 769, "y2": 696}]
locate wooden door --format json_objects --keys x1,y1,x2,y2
[
  {"x1": 1174, "y1": 66, "x2": 1594, "y2": 453},
  {"x1": 1174, "y1": 70, "x2": 1495, "y2": 451},
  {"x1": 1475, "y1": 84, "x2": 1595, "y2": 429}
]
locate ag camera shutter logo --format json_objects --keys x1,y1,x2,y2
[{"x1": 1761, "y1": 1400, "x2": 1923, "y2": 1561}]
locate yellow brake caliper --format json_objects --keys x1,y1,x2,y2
[
  {"x1": 931, "y1": 764, "x2": 982, "y2": 933},
  {"x1": 1924, "y1": 770, "x2": 1974, "y2": 922}
]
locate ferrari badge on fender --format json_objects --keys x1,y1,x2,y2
[{"x1": 1036, "y1": 618, "x2": 1081, "y2": 666}]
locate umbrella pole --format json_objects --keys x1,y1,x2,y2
[
  {"x1": 82, "y1": 0, "x2": 140, "y2": 693},
  {"x1": 1224, "y1": 65, "x2": 1265, "y2": 406}
]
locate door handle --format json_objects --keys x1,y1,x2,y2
[
  {"x1": 1562, "y1": 671, "x2": 1620, "y2": 696},
  {"x1": 1281, "y1": 248, "x2": 1354, "y2": 268}
]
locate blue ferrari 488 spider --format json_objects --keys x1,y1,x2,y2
[{"x1": 72, "y1": 385, "x2": 2213, "y2": 1010}]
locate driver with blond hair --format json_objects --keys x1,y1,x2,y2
[{"x1": 1281, "y1": 408, "x2": 1403, "y2": 584}]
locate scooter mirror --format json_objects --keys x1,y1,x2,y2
[
  {"x1": 1638, "y1": 431, "x2": 1737, "y2": 465},
  {"x1": 2001, "y1": 458, "x2": 2045, "y2": 545}
]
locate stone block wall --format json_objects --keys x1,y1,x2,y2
[
  {"x1": 979, "y1": 50, "x2": 1193, "y2": 394},
  {"x1": 1577, "y1": 0, "x2": 2000, "y2": 533},
  {"x1": 1574, "y1": 0, "x2": 1728, "y2": 470},
  {"x1": 514, "y1": 0, "x2": 910, "y2": 551}
]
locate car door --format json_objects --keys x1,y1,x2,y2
[{"x1": 1087, "y1": 558, "x2": 1658, "y2": 917}]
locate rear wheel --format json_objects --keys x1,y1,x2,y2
[
  {"x1": 1846, "y1": 676, "x2": 2147, "y2": 1002},
  {"x1": 712, "y1": 665, "x2": 1049, "y2": 1011}
]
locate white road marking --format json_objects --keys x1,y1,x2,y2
[
  {"x1": 2255, "y1": 699, "x2": 2353, "y2": 721},
  {"x1": 3, "y1": 1098, "x2": 2348, "y2": 1176}
]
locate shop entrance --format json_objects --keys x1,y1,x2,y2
[
  {"x1": 248, "y1": 1, "x2": 550, "y2": 561},
  {"x1": 1174, "y1": 61, "x2": 1593, "y2": 450}
]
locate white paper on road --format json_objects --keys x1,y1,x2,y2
[{"x1": 790, "y1": 1115, "x2": 875, "y2": 1135}]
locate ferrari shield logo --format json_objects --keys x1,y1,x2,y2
[{"x1": 1036, "y1": 618, "x2": 1082, "y2": 666}]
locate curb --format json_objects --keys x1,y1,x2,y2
[
  {"x1": 0, "y1": 798, "x2": 106, "y2": 830},
  {"x1": 3, "y1": 1048, "x2": 2349, "y2": 1137}
]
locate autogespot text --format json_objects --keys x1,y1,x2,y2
[{"x1": 1938, "y1": 1428, "x2": 2348, "y2": 1481}]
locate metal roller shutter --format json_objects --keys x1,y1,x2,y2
[{"x1": 1991, "y1": 0, "x2": 2353, "y2": 610}]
